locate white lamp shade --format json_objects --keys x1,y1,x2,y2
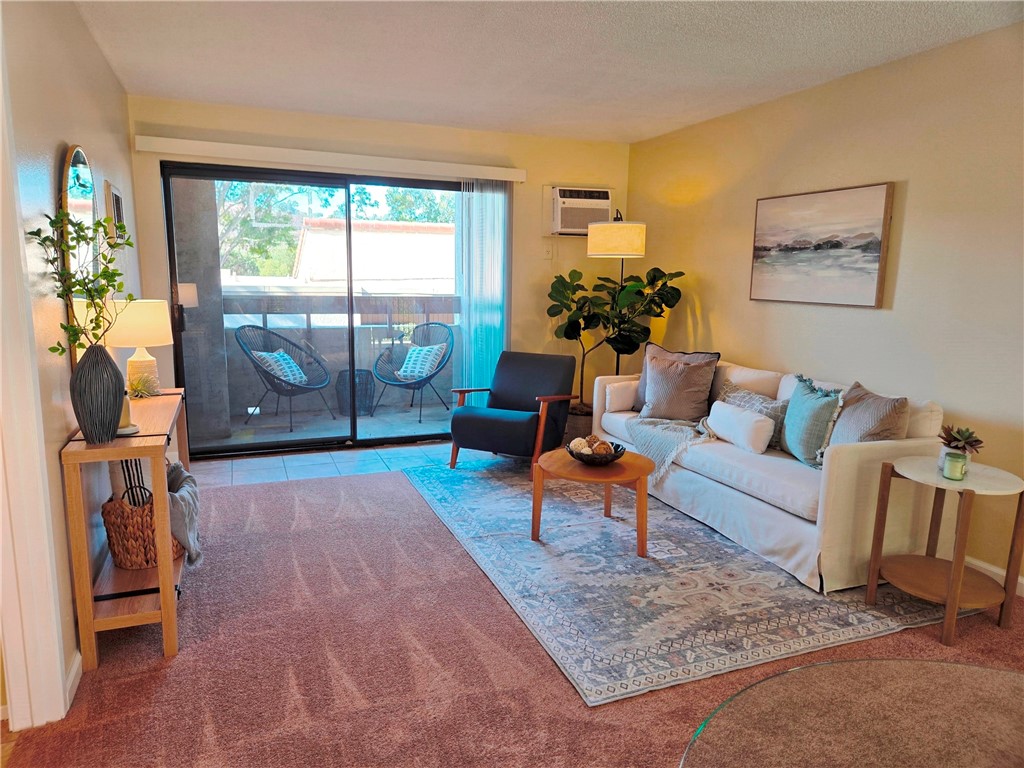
[
  {"x1": 587, "y1": 221, "x2": 646, "y2": 259},
  {"x1": 104, "y1": 299, "x2": 174, "y2": 348},
  {"x1": 178, "y1": 283, "x2": 199, "y2": 308}
]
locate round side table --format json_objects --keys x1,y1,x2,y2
[
  {"x1": 865, "y1": 456, "x2": 1024, "y2": 645},
  {"x1": 532, "y1": 449, "x2": 655, "y2": 557}
]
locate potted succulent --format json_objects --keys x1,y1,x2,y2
[
  {"x1": 937, "y1": 424, "x2": 984, "y2": 473},
  {"x1": 27, "y1": 210, "x2": 135, "y2": 443},
  {"x1": 547, "y1": 267, "x2": 684, "y2": 408}
]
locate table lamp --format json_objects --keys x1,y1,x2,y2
[
  {"x1": 104, "y1": 299, "x2": 174, "y2": 388},
  {"x1": 587, "y1": 210, "x2": 647, "y2": 374}
]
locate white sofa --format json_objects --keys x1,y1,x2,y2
[{"x1": 593, "y1": 361, "x2": 946, "y2": 592}]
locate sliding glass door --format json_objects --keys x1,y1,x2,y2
[
  {"x1": 162, "y1": 163, "x2": 504, "y2": 457},
  {"x1": 348, "y1": 182, "x2": 460, "y2": 440}
]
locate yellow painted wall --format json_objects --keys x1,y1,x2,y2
[
  {"x1": 628, "y1": 24, "x2": 1024, "y2": 574},
  {"x1": 3, "y1": 1, "x2": 139, "y2": 676},
  {"x1": 127, "y1": 97, "x2": 631, "y2": 397}
]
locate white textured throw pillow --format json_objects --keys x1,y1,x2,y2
[
  {"x1": 605, "y1": 380, "x2": 639, "y2": 413},
  {"x1": 707, "y1": 401, "x2": 775, "y2": 454},
  {"x1": 396, "y1": 343, "x2": 446, "y2": 381}
]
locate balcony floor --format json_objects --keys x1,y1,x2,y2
[{"x1": 190, "y1": 400, "x2": 452, "y2": 455}]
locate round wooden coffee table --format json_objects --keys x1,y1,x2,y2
[{"x1": 532, "y1": 449, "x2": 656, "y2": 557}]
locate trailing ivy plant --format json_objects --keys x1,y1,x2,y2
[
  {"x1": 547, "y1": 267, "x2": 684, "y2": 404},
  {"x1": 27, "y1": 210, "x2": 135, "y2": 356}
]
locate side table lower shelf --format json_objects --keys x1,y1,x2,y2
[
  {"x1": 880, "y1": 554, "x2": 1005, "y2": 609},
  {"x1": 92, "y1": 553, "x2": 185, "y2": 631}
]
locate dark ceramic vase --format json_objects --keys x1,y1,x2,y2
[{"x1": 70, "y1": 345, "x2": 124, "y2": 444}]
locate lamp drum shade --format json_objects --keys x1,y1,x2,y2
[
  {"x1": 587, "y1": 221, "x2": 646, "y2": 259},
  {"x1": 177, "y1": 283, "x2": 199, "y2": 309},
  {"x1": 104, "y1": 300, "x2": 174, "y2": 348}
]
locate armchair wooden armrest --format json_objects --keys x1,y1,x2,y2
[
  {"x1": 532, "y1": 394, "x2": 581, "y2": 475},
  {"x1": 452, "y1": 387, "x2": 491, "y2": 407}
]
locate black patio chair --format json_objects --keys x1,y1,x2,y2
[
  {"x1": 235, "y1": 325, "x2": 337, "y2": 432},
  {"x1": 370, "y1": 322, "x2": 454, "y2": 423}
]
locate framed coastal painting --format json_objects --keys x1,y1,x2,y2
[{"x1": 749, "y1": 182, "x2": 894, "y2": 307}]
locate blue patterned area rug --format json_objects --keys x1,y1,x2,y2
[{"x1": 405, "y1": 461, "x2": 953, "y2": 707}]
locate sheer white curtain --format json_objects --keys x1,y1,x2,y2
[{"x1": 455, "y1": 179, "x2": 511, "y2": 403}]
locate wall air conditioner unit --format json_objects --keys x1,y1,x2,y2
[{"x1": 547, "y1": 187, "x2": 611, "y2": 235}]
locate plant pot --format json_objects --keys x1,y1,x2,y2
[
  {"x1": 937, "y1": 445, "x2": 971, "y2": 475},
  {"x1": 70, "y1": 345, "x2": 125, "y2": 444}
]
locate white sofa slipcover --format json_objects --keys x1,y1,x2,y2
[{"x1": 593, "y1": 361, "x2": 946, "y2": 592}]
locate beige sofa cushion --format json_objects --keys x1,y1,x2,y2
[
  {"x1": 677, "y1": 442, "x2": 822, "y2": 521},
  {"x1": 711, "y1": 362, "x2": 784, "y2": 400},
  {"x1": 778, "y1": 374, "x2": 942, "y2": 439},
  {"x1": 601, "y1": 410, "x2": 638, "y2": 444},
  {"x1": 777, "y1": 373, "x2": 848, "y2": 400}
]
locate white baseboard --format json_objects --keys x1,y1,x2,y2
[
  {"x1": 64, "y1": 652, "x2": 82, "y2": 711},
  {"x1": 966, "y1": 556, "x2": 1024, "y2": 598}
]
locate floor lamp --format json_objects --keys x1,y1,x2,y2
[{"x1": 587, "y1": 210, "x2": 646, "y2": 374}]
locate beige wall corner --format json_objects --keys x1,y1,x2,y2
[
  {"x1": 2, "y1": 0, "x2": 138, "y2": 724},
  {"x1": 628, "y1": 23, "x2": 1024, "y2": 573}
]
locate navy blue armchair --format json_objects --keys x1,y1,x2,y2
[{"x1": 449, "y1": 352, "x2": 578, "y2": 475}]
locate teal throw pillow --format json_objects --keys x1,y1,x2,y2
[
  {"x1": 253, "y1": 349, "x2": 308, "y2": 385},
  {"x1": 780, "y1": 375, "x2": 843, "y2": 468}
]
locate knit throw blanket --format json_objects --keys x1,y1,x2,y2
[{"x1": 626, "y1": 417, "x2": 714, "y2": 482}]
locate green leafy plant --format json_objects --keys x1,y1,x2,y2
[
  {"x1": 547, "y1": 267, "x2": 685, "y2": 403},
  {"x1": 128, "y1": 373, "x2": 160, "y2": 398},
  {"x1": 27, "y1": 210, "x2": 135, "y2": 356},
  {"x1": 939, "y1": 424, "x2": 984, "y2": 454}
]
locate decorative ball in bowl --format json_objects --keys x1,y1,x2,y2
[{"x1": 566, "y1": 435, "x2": 626, "y2": 466}]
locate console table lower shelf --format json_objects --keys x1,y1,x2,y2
[{"x1": 92, "y1": 554, "x2": 185, "y2": 629}]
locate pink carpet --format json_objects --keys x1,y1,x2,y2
[
  {"x1": 681, "y1": 660, "x2": 1023, "y2": 767},
  {"x1": 10, "y1": 474, "x2": 1024, "y2": 767}
]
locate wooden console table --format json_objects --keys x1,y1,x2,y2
[
  {"x1": 866, "y1": 456, "x2": 1024, "y2": 646},
  {"x1": 61, "y1": 389, "x2": 189, "y2": 670}
]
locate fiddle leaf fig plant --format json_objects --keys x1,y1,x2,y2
[
  {"x1": 27, "y1": 210, "x2": 135, "y2": 356},
  {"x1": 547, "y1": 266, "x2": 685, "y2": 404}
]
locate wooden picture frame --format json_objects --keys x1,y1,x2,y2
[
  {"x1": 749, "y1": 182, "x2": 894, "y2": 308},
  {"x1": 105, "y1": 180, "x2": 126, "y2": 243}
]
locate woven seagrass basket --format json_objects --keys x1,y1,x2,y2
[{"x1": 101, "y1": 486, "x2": 184, "y2": 569}]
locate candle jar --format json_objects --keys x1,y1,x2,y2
[{"x1": 942, "y1": 452, "x2": 967, "y2": 481}]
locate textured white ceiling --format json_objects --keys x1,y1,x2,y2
[{"x1": 77, "y1": 1, "x2": 1022, "y2": 143}]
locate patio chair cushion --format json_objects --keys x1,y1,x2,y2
[
  {"x1": 253, "y1": 349, "x2": 308, "y2": 385},
  {"x1": 396, "y1": 343, "x2": 447, "y2": 381}
]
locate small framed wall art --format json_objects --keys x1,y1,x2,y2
[
  {"x1": 104, "y1": 180, "x2": 126, "y2": 243},
  {"x1": 750, "y1": 182, "x2": 894, "y2": 307}
]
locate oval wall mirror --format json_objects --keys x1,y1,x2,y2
[
  {"x1": 61, "y1": 145, "x2": 99, "y2": 366},
  {"x1": 61, "y1": 144, "x2": 98, "y2": 274}
]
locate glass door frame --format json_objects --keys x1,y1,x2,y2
[{"x1": 161, "y1": 160, "x2": 460, "y2": 458}]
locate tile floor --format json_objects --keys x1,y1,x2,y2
[{"x1": 188, "y1": 441, "x2": 515, "y2": 487}]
